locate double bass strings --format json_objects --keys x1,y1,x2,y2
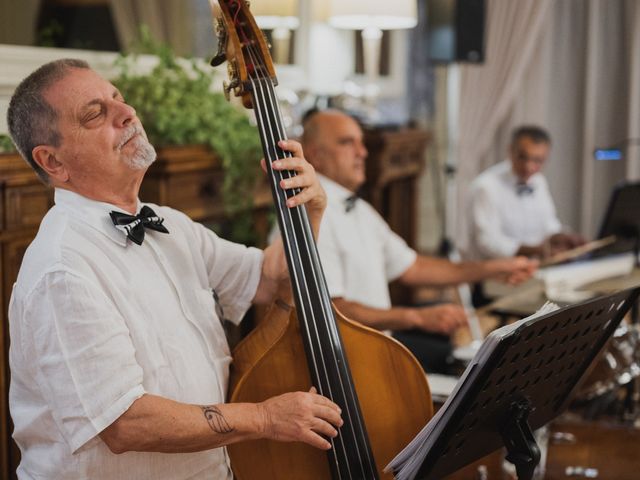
[
  {"x1": 249, "y1": 83, "x2": 362, "y2": 477},
  {"x1": 242, "y1": 31, "x2": 376, "y2": 478},
  {"x1": 244, "y1": 51, "x2": 355, "y2": 474},
  {"x1": 243, "y1": 42, "x2": 352, "y2": 472}
]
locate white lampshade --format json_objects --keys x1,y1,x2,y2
[
  {"x1": 252, "y1": 0, "x2": 300, "y2": 30},
  {"x1": 327, "y1": 0, "x2": 417, "y2": 30}
]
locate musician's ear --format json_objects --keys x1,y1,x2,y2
[
  {"x1": 32, "y1": 145, "x2": 70, "y2": 183},
  {"x1": 303, "y1": 143, "x2": 322, "y2": 169}
]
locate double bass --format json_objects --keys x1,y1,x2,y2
[{"x1": 209, "y1": 1, "x2": 433, "y2": 478}]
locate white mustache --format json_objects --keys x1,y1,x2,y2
[{"x1": 116, "y1": 125, "x2": 144, "y2": 150}]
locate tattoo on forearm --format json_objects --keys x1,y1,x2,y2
[{"x1": 201, "y1": 405, "x2": 234, "y2": 434}]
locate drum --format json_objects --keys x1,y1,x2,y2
[{"x1": 576, "y1": 323, "x2": 640, "y2": 400}]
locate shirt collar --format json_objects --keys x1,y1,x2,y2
[
  {"x1": 501, "y1": 160, "x2": 543, "y2": 190},
  {"x1": 54, "y1": 188, "x2": 143, "y2": 247},
  {"x1": 318, "y1": 174, "x2": 358, "y2": 209}
]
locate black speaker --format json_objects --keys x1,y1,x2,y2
[{"x1": 426, "y1": 0, "x2": 485, "y2": 63}]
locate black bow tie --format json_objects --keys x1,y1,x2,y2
[
  {"x1": 516, "y1": 183, "x2": 534, "y2": 196},
  {"x1": 109, "y1": 205, "x2": 169, "y2": 245},
  {"x1": 344, "y1": 195, "x2": 358, "y2": 213}
]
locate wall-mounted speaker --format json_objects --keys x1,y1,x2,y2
[{"x1": 426, "y1": 0, "x2": 486, "y2": 63}]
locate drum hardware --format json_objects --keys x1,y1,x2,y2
[
  {"x1": 575, "y1": 323, "x2": 640, "y2": 401},
  {"x1": 579, "y1": 390, "x2": 620, "y2": 421},
  {"x1": 622, "y1": 376, "x2": 640, "y2": 421},
  {"x1": 565, "y1": 465, "x2": 599, "y2": 478},
  {"x1": 549, "y1": 431, "x2": 576, "y2": 445}
]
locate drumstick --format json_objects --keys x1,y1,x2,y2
[{"x1": 540, "y1": 235, "x2": 617, "y2": 268}]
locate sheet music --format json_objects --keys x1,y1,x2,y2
[
  {"x1": 386, "y1": 302, "x2": 560, "y2": 480},
  {"x1": 427, "y1": 374, "x2": 462, "y2": 403},
  {"x1": 537, "y1": 253, "x2": 634, "y2": 302}
]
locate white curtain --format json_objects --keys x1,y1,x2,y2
[
  {"x1": 109, "y1": 0, "x2": 194, "y2": 55},
  {"x1": 453, "y1": 0, "x2": 551, "y2": 246},
  {"x1": 0, "y1": 0, "x2": 41, "y2": 46},
  {"x1": 455, "y1": 0, "x2": 640, "y2": 241}
]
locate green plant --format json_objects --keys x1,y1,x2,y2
[
  {"x1": 36, "y1": 19, "x2": 65, "y2": 48},
  {"x1": 0, "y1": 133, "x2": 16, "y2": 153},
  {"x1": 112, "y1": 29, "x2": 263, "y2": 244}
]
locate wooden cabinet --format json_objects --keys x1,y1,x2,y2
[
  {"x1": 140, "y1": 145, "x2": 227, "y2": 221},
  {"x1": 0, "y1": 154, "x2": 54, "y2": 478},
  {"x1": 0, "y1": 147, "x2": 270, "y2": 479},
  {"x1": 361, "y1": 127, "x2": 430, "y2": 304},
  {"x1": 362, "y1": 127, "x2": 430, "y2": 248}
]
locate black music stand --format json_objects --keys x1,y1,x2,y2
[
  {"x1": 388, "y1": 287, "x2": 640, "y2": 480},
  {"x1": 594, "y1": 181, "x2": 640, "y2": 263}
]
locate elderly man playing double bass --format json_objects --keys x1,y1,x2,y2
[{"x1": 6, "y1": 59, "x2": 342, "y2": 479}]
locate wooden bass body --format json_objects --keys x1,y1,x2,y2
[{"x1": 228, "y1": 298, "x2": 433, "y2": 479}]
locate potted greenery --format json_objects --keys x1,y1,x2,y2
[
  {"x1": 111, "y1": 32, "x2": 264, "y2": 244},
  {"x1": 0, "y1": 134, "x2": 15, "y2": 153}
]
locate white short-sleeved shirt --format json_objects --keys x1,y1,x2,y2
[
  {"x1": 462, "y1": 160, "x2": 562, "y2": 260},
  {"x1": 9, "y1": 188, "x2": 263, "y2": 480},
  {"x1": 316, "y1": 175, "x2": 417, "y2": 310}
]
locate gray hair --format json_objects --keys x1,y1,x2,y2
[
  {"x1": 7, "y1": 58, "x2": 90, "y2": 183},
  {"x1": 511, "y1": 125, "x2": 551, "y2": 147}
]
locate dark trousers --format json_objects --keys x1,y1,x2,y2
[
  {"x1": 392, "y1": 329, "x2": 453, "y2": 374},
  {"x1": 471, "y1": 282, "x2": 492, "y2": 308}
]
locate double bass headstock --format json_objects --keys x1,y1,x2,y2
[{"x1": 208, "y1": 0, "x2": 278, "y2": 109}]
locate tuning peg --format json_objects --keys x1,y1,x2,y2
[
  {"x1": 227, "y1": 60, "x2": 238, "y2": 80},
  {"x1": 223, "y1": 78, "x2": 239, "y2": 101},
  {"x1": 210, "y1": 17, "x2": 228, "y2": 67},
  {"x1": 223, "y1": 80, "x2": 232, "y2": 101},
  {"x1": 211, "y1": 52, "x2": 226, "y2": 67},
  {"x1": 214, "y1": 17, "x2": 225, "y2": 37}
]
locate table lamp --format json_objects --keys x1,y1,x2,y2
[
  {"x1": 327, "y1": 0, "x2": 417, "y2": 117},
  {"x1": 252, "y1": 0, "x2": 300, "y2": 64}
]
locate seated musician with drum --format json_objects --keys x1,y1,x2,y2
[
  {"x1": 460, "y1": 125, "x2": 585, "y2": 306},
  {"x1": 299, "y1": 110, "x2": 538, "y2": 373},
  {"x1": 6, "y1": 59, "x2": 342, "y2": 479}
]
